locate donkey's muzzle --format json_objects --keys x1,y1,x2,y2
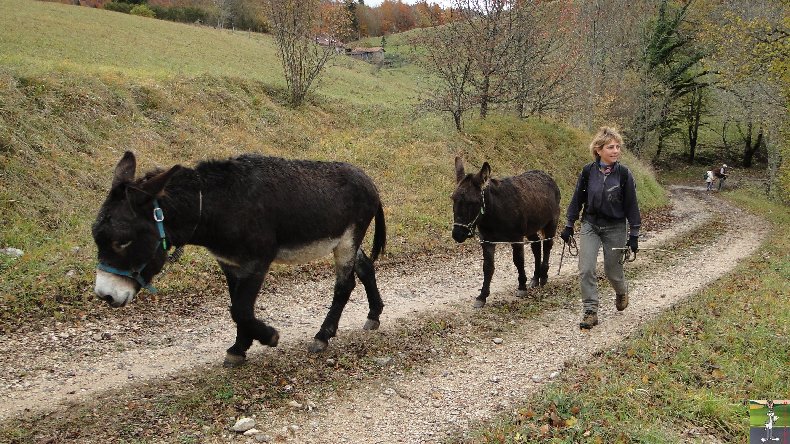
[{"x1": 452, "y1": 226, "x2": 472, "y2": 243}]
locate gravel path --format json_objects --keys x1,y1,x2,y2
[{"x1": 0, "y1": 186, "x2": 767, "y2": 440}]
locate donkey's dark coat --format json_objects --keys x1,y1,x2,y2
[
  {"x1": 452, "y1": 157, "x2": 560, "y2": 307},
  {"x1": 93, "y1": 152, "x2": 386, "y2": 366}
]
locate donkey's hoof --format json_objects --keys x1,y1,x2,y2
[
  {"x1": 308, "y1": 339, "x2": 329, "y2": 353},
  {"x1": 473, "y1": 298, "x2": 486, "y2": 309},
  {"x1": 223, "y1": 352, "x2": 246, "y2": 368},
  {"x1": 363, "y1": 319, "x2": 380, "y2": 330},
  {"x1": 516, "y1": 289, "x2": 529, "y2": 298},
  {"x1": 267, "y1": 331, "x2": 280, "y2": 347},
  {"x1": 529, "y1": 278, "x2": 540, "y2": 288}
]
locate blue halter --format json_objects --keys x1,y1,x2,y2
[{"x1": 96, "y1": 199, "x2": 169, "y2": 293}]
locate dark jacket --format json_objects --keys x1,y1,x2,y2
[{"x1": 565, "y1": 162, "x2": 641, "y2": 236}]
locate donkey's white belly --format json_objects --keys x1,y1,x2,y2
[{"x1": 274, "y1": 227, "x2": 355, "y2": 265}]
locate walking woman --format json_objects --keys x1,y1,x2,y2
[{"x1": 559, "y1": 127, "x2": 641, "y2": 329}]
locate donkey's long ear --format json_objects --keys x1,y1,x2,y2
[
  {"x1": 126, "y1": 165, "x2": 182, "y2": 206},
  {"x1": 454, "y1": 156, "x2": 465, "y2": 184},
  {"x1": 112, "y1": 151, "x2": 136, "y2": 188},
  {"x1": 478, "y1": 162, "x2": 491, "y2": 187}
]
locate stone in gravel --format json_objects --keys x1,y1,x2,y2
[
  {"x1": 383, "y1": 388, "x2": 396, "y2": 396},
  {"x1": 531, "y1": 375, "x2": 543, "y2": 383},
  {"x1": 288, "y1": 400, "x2": 303, "y2": 409},
  {"x1": 231, "y1": 417, "x2": 255, "y2": 432},
  {"x1": 326, "y1": 358, "x2": 336, "y2": 365},
  {"x1": 492, "y1": 337, "x2": 504, "y2": 344},
  {"x1": 549, "y1": 371, "x2": 560, "y2": 379},
  {"x1": 243, "y1": 428, "x2": 260, "y2": 436},
  {"x1": 255, "y1": 434, "x2": 272, "y2": 443},
  {"x1": 373, "y1": 356, "x2": 392, "y2": 366}
]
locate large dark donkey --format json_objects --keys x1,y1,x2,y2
[
  {"x1": 93, "y1": 152, "x2": 386, "y2": 366},
  {"x1": 452, "y1": 157, "x2": 560, "y2": 308}
]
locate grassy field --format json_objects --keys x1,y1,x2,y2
[
  {"x1": 0, "y1": 2, "x2": 668, "y2": 330},
  {"x1": 462, "y1": 185, "x2": 790, "y2": 443}
]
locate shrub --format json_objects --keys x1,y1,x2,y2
[
  {"x1": 129, "y1": 4, "x2": 155, "y2": 18},
  {"x1": 103, "y1": 1, "x2": 133, "y2": 14},
  {"x1": 148, "y1": 5, "x2": 209, "y2": 24}
]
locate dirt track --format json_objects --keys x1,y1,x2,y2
[{"x1": 0, "y1": 187, "x2": 767, "y2": 443}]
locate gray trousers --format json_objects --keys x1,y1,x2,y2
[{"x1": 578, "y1": 220, "x2": 628, "y2": 312}]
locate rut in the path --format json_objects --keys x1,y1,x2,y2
[{"x1": 0, "y1": 188, "x2": 762, "y2": 431}]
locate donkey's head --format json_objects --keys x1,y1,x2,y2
[
  {"x1": 451, "y1": 157, "x2": 490, "y2": 243},
  {"x1": 92, "y1": 152, "x2": 180, "y2": 307}
]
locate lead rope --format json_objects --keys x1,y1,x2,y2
[{"x1": 556, "y1": 235, "x2": 578, "y2": 275}]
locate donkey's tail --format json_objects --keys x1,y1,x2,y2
[{"x1": 370, "y1": 204, "x2": 386, "y2": 262}]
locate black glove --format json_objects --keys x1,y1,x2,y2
[
  {"x1": 560, "y1": 226, "x2": 573, "y2": 243},
  {"x1": 626, "y1": 235, "x2": 639, "y2": 253}
]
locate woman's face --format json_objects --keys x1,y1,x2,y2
[{"x1": 596, "y1": 139, "x2": 621, "y2": 165}]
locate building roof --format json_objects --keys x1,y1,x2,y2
[{"x1": 350, "y1": 47, "x2": 385, "y2": 54}]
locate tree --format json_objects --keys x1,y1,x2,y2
[
  {"x1": 411, "y1": 24, "x2": 476, "y2": 131},
  {"x1": 627, "y1": 0, "x2": 708, "y2": 161},
  {"x1": 507, "y1": 1, "x2": 580, "y2": 119},
  {"x1": 682, "y1": 84, "x2": 706, "y2": 162},
  {"x1": 453, "y1": 0, "x2": 518, "y2": 118},
  {"x1": 265, "y1": 0, "x2": 351, "y2": 106},
  {"x1": 345, "y1": 0, "x2": 360, "y2": 38},
  {"x1": 699, "y1": 0, "x2": 788, "y2": 174}
]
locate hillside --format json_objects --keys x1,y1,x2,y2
[{"x1": 0, "y1": 0, "x2": 666, "y2": 330}]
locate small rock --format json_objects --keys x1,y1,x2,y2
[
  {"x1": 492, "y1": 337, "x2": 504, "y2": 344},
  {"x1": 243, "y1": 428, "x2": 260, "y2": 436},
  {"x1": 231, "y1": 417, "x2": 255, "y2": 432},
  {"x1": 549, "y1": 371, "x2": 560, "y2": 379},
  {"x1": 0, "y1": 248, "x2": 23, "y2": 258},
  {"x1": 531, "y1": 375, "x2": 543, "y2": 383},
  {"x1": 383, "y1": 388, "x2": 396, "y2": 396},
  {"x1": 326, "y1": 358, "x2": 336, "y2": 365},
  {"x1": 373, "y1": 356, "x2": 392, "y2": 366},
  {"x1": 255, "y1": 434, "x2": 272, "y2": 443},
  {"x1": 287, "y1": 400, "x2": 303, "y2": 409}
]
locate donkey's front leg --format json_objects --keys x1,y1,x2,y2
[
  {"x1": 475, "y1": 243, "x2": 496, "y2": 308},
  {"x1": 539, "y1": 238, "x2": 554, "y2": 286},
  {"x1": 512, "y1": 243, "x2": 529, "y2": 298},
  {"x1": 528, "y1": 235, "x2": 542, "y2": 288},
  {"x1": 221, "y1": 265, "x2": 279, "y2": 367}
]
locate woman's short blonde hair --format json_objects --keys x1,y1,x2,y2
[{"x1": 589, "y1": 127, "x2": 624, "y2": 160}]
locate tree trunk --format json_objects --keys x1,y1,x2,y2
[
  {"x1": 479, "y1": 76, "x2": 490, "y2": 118},
  {"x1": 688, "y1": 89, "x2": 702, "y2": 163},
  {"x1": 743, "y1": 125, "x2": 762, "y2": 168},
  {"x1": 453, "y1": 111, "x2": 463, "y2": 132}
]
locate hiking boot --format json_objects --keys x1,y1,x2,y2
[
  {"x1": 616, "y1": 293, "x2": 629, "y2": 311},
  {"x1": 579, "y1": 311, "x2": 598, "y2": 329}
]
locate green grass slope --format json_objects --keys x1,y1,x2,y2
[{"x1": 0, "y1": 0, "x2": 666, "y2": 330}]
